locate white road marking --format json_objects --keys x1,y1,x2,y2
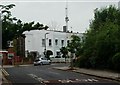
[
  {"x1": 88, "y1": 79, "x2": 93, "y2": 82},
  {"x1": 58, "y1": 78, "x2": 99, "y2": 83},
  {"x1": 38, "y1": 77, "x2": 44, "y2": 81},
  {"x1": 78, "y1": 78, "x2": 99, "y2": 82},
  {"x1": 1, "y1": 69, "x2": 9, "y2": 76},
  {"x1": 58, "y1": 79, "x2": 70, "y2": 83},
  {"x1": 91, "y1": 79, "x2": 99, "y2": 82},
  {"x1": 43, "y1": 80, "x2": 50, "y2": 83},
  {"x1": 28, "y1": 74, "x2": 45, "y2": 83},
  {"x1": 28, "y1": 73, "x2": 99, "y2": 84}
]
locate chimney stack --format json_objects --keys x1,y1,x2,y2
[{"x1": 63, "y1": 26, "x2": 67, "y2": 32}]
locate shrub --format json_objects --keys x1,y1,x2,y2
[
  {"x1": 77, "y1": 56, "x2": 91, "y2": 68},
  {"x1": 112, "y1": 53, "x2": 120, "y2": 72}
]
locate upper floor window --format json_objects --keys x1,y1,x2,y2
[
  {"x1": 67, "y1": 40, "x2": 70, "y2": 46},
  {"x1": 42, "y1": 39, "x2": 45, "y2": 47},
  {"x1": 55, "y1": 39, "x2": 58, "y2": 45},
  {"x1": 7, "y1": 41, "x2": 14, "y2": 47},
  {"x1": 61, "y1": 40, "x2": 64, "y2": 47},
  {"x1": 49, "y1": 39, "x2": 52, "y2": 46}
]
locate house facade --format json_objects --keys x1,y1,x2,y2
[
  {"x1": 24, "y1": 30, "x2": 83, "y2": 58},
  {"x1": 0, "y1": 35, "x2": 25, "y2": 65}
]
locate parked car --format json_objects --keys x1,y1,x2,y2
[{"x1": 34, "y1": 57, "x2": 51, "y2": 66}]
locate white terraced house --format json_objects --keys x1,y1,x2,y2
[{"x1": 23, "y1": 29, "x2": 83, "y2": 60}]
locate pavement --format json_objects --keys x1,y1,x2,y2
[{"x1": 53, "y1": 66, "x2": 120, "y2": 82}]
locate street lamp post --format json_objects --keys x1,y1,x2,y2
[{"x1": 44, "y1": 33, "x2": 49, "y2": 58}]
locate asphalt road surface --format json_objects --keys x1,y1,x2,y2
[{"x1": 3, "y1": 63, "x2": 120, "y2": 85}]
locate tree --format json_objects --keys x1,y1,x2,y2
[
  {"x1": 60, "y1": 47, "x2": 68, "y2": 62},
  {"x1": 68, "y1": 35, "x2": 82, "y2": 56},
  {"x1": 79, "y1": 5, "x2": 120, "y2": 71},
  {"x1": 112, "y1": 53, "x2": 120, "y2": 71},
  {"x1": 1, "y1": 4, "x2": 17, "y2": 49},
  {"x1": 67, "y1": 35, "x2": 82, "y2": 69},
  {"x1": 1, "y1": 4, "x2": 49, "y2": 49}
]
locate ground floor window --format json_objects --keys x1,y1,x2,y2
[{"x1": 55, "y1": 51, "x2": 61, "y2": 58}]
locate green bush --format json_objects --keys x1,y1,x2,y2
[
  {"x1": 112, "y1": 53, "x2": 120, "y2": 72},
  {"x1": 77, "y1": 56, "x2": 91, "y2": 68}
]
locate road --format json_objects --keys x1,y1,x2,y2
[{"x1": 3, "y1": 63, "x2": 120, "y2": 85}]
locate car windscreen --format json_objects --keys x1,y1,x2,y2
[{"x1": 41, "y1": 58, "x2": 47, "y2": 60}]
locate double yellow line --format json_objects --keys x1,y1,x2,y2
[{"x1": 1, "y1": 69, "x2": 9, "y2": 76}]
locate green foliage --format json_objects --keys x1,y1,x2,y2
[
  {"x1": 77, "y1": 5, "x2": 120, "y2": 72},
  {"x1": 112, "y1": 53, "x2": 120, "y2": 71},
  {"x1": 60, "y1": 47, "x2": 68, "y2": 58},
  {"x1": 77, "y1": 56, "x2": 89, "y2": 68},
  {"x1": 67, "y1": 35, "x2": 82, "y2": 57},
  {"x1": 1, "y1": 4, "x2": 49, "y2": 49}
]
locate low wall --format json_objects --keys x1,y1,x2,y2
[{"x1": 51, "y1": 58, "x2": 70, "y2": 63}]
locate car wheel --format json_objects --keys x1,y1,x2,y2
[
  {"x1": 48, "y1": 62, "x2": 51, "y2": 65},
  {"x1": 34, "y1": 64, "x2": 37, "y2": 66},
  {"x1": 40, "y1": 62, "x2": 43, "y2": 65}
]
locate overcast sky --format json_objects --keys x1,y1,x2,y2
[{"x1": 1, "y1": 0, "x2": 120, "y2": 33}]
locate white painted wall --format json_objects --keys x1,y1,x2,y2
[{"x1": 23, "y1": 30, "x2": 83, "y2": 58}]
